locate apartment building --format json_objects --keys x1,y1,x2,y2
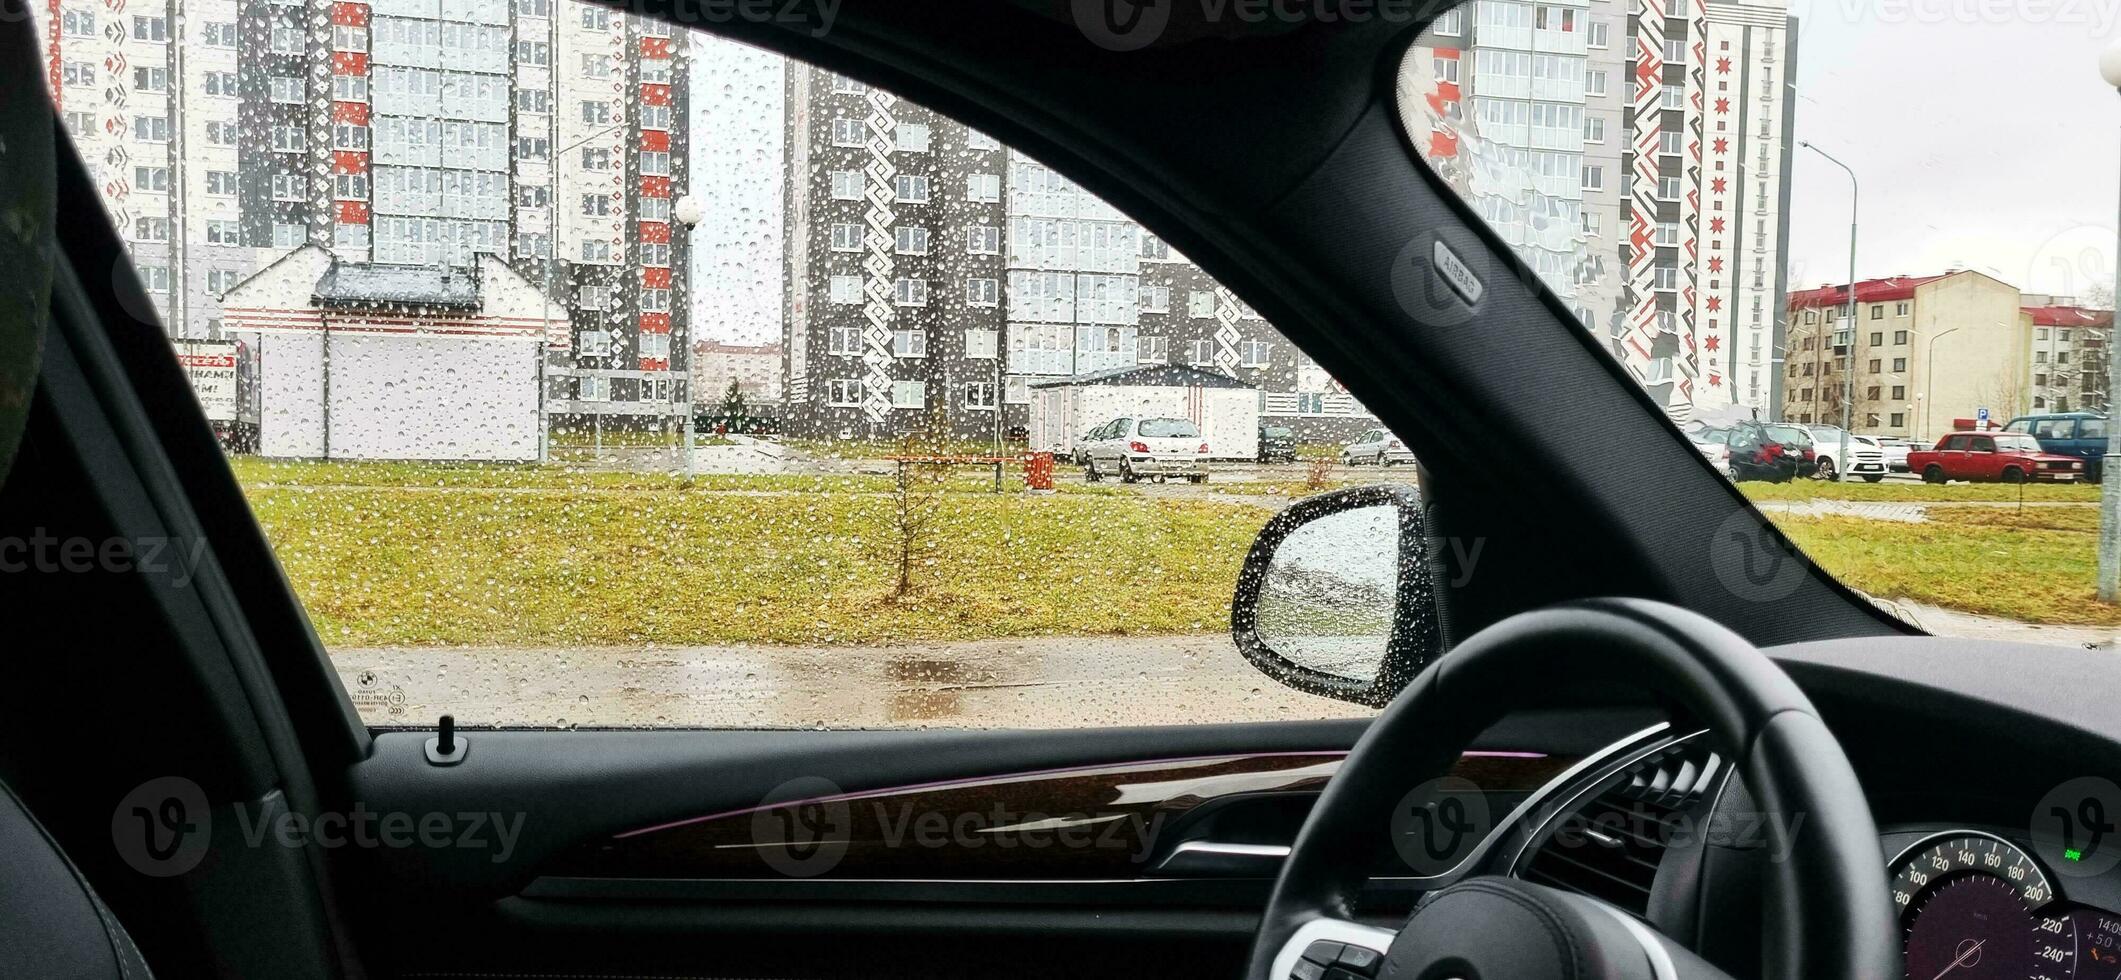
[
  {"x1": 2020, "y1": 299, "x2": 2112, "y2": 415},
  {"x1": 692, "y1": 341, "x2": 784, "y2": 411},
  {"x1": 1782, "y1": 271, "x2": 2025, "y2": 442},
  {"x1": 780, "y1": 66, "x2": 1367, "y2": 441},
  {"x1": 41, "y1": 0, "x2": 690, "y2": 421},
  {"x1": 1400, "y1": 0, "x2": 1796, "y2": 423}
]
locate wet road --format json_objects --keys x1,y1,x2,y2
[{"x1": 333, "y1": 634, "x2": 1369, "y2": 729}]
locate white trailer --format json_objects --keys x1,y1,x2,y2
[{"x1": 1029, "y1": 365, "x2": 1260, "y2": 461}]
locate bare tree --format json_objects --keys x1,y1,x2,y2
[{"x1": 881, "y1": 409, "x2": 952, "y2": 598}]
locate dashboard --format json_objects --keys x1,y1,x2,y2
[
  {"x1": 1885, "y1": 827, "x2": 2121, "y2": 980},
  {"x1": 1487, "y1": 636, "x2": 2121, "y2": 980}
]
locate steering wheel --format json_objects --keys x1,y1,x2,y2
[{"x1": 1242, "y1": 598, "x2": 1899, "y2": 980}]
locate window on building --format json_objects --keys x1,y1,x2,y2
[
  {"x1": 1892, "y1": 357, "x2": 1908, "y2": 371},
  {"x1": 895, "y1": 175, "x2": 931, "y2": 203},
  {"x1": 893, "y1": 278, "x2": 929, "y2": 306},
  {"x1": 967, "y1": 173, "x2": 1001, "y2": 202},
  {"x1": 1189, "y1": 290, "x2": 1216, "y2": 318},
  {"x1": 895, "y1": 122, "x2": 931, "y2": 153},
  {"x1": 1893, "y1": 330, "x2": 1909, "y2": 344},
  {"x1": 963, "y1": 382, "x2": 997, "y2": 409},
  {"x1": 966, "y1": 279, "x2": 999, "y2": 307},
  {"x1": 133, "y1": 15, "x2": 168, "y2": 40},
  {"x1": 967, "y1": 226, "x2": 1000, "y2": 255},
  {"x1": 829, "y1": 170, "x2": 861, "y2": 199},
  {"x1": 829, "y1": 276, "x2": 862, "y2": 305},
  {"x1": 892, "y1": 329, "x2": 927, "y2": 358},
  {"x1": 964, "y1": 328, "x2": 998, "y2": 358},
  {"x1": 890, "y1": 380, "x2": 926, "y2": 409}
]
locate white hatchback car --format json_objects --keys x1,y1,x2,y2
[
  {"x1": 1080, "y1": 416, "x2": 1211, "y2": 483},
  {"x1": 1341, "y1": 427, "x2": 1416, "y2": 466}
]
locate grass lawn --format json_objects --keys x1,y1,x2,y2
[
  {"x1": 1771, "y1": 507, "x2": 2121, "y2": 626},
  {"x1": 1741, "y1": 480, "x2": 2098, "y2": 503},
  {"x1": 241, "y1": 469, "x2": 1273, "y2": 648}
]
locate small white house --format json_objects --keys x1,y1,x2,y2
[
  {"x1": 1030, "y1": 365, "x2": 1261, "y2": 461},
  {"x1": 220, "y1": 247, "x2": 567, "y2": 462}
]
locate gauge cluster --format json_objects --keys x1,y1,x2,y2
[{"x1": 1890, "y1": 830, "x2": 2121, "y2": 980}]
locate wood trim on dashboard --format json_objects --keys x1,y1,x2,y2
[{"x1": 544, "y1": 750, "x2": 1577, "y2": 881}]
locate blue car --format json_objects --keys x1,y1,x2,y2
[{"x1": 2001, "y1": 412, "x2": 2109, "y2": 481}]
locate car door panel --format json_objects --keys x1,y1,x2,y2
[{"x1": 336, "y1": 709, "x2": 1651, "y2": 979}]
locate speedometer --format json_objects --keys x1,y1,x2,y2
[{"x1": 1890, "y1": 831, "x2": 2074, "y2": 980}]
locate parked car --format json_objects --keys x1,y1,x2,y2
[
  {"x1": 1907, "y1": 431, "x2": 2086, "y2": 483},
  {"x1": 1341, "y1": 427, "x2": 1416, "y2": 466},
  {"x1": 1687, "y1": 427, "x2": 1732, "y2": 477},
  {"x1": 1257, "y1": 424, "x2": 1298, "y2": 463},
  {"x1": 1797, "y1": 425, "x2": 1887, "y2": 482},
  {"x1": 1080, "y1": 416, "x2": 1211, "y2": 483},
  {"x1": 1874, "y1": 437, "x2": 1919, "y2": 473},
  {"x1": 2002, "y1": 412, "x2": 2108, "y2": 482},
  {"x1": 1721, "y1": 422, "x2": 1798, "y2": 482}
]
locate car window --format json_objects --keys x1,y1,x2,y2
[
  {"x1": 1941, "y1": 435, "x2": 1968, "y2": 451},
  {"x1": 1970, "y1": 437, "x2": 1996, "y2": 453},
  {"x1": 1397, "y1": 9, "x2": 2120, "y2": 644},
  {"x1": 38, "y1": 5, "x2": 1441, "y2": 729},
  {"x1": 1139, "y1": 418, "x2": 1201, "y2": 438},
  {"x1": 2084, "y1": 419, "x2": 2108, "y2": 440}
]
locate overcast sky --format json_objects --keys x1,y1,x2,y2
[{"x1": 1783, "y1": 3, "x2": 2118, "y2": 300}]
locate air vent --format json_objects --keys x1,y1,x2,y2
[{"x1": 1520, "y1": 742, "x2": 1722, "y2": 918}]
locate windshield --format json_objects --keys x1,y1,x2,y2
[
  {"x1": 1397, "y1": 8, "x2": 2119, "y2": 645},
  {"x1": 1139, "y1": 418, "x2": 1201, "y2": 438}
]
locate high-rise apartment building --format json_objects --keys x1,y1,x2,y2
[
  {"x1": 1402, "y1": 0, "x2": 1797, "y2": 423},
  {"x1": 40, "y1": 0, "x2": 691, "y2": 417},
  {"x1": 780, "y1": 66, "x2": 1366, "y2": 441}
]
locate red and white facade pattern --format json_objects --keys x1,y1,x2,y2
[{"x1": 1621, "y1": 0, "x2": 1669, "y2": 410}]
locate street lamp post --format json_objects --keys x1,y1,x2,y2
[
  {"x1": 1801, "y1": 141, "x2": 1859, "y2": 480},
  {"x1": 673, "y1": 194, "x2": 704, "y2": 483},
  {"x1": 2096, "y1": 41, "x2": 2121, "y2": 600}
]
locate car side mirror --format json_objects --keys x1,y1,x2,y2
[{"x1": 1229, "y1": 484, "x2": 1445, "y2": 707}]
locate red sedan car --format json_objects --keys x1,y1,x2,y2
[{"x1": 1908, "y1": 431, "x2": 2086, "y2": 483}]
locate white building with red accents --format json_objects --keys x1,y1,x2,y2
[{"x1": 221, "y1": 245, "x2": 568, "y2": 460}]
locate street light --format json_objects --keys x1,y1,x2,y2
[
  {"x1": 1800, "y1": 141, "x2": 1859, "y2": 480},
  {"x1": 2096, "y1": 39, "x2": 2121, "y2": 600},
  {"x1": 673, "y1": 193, "x2": 703, "y2": 483}
]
